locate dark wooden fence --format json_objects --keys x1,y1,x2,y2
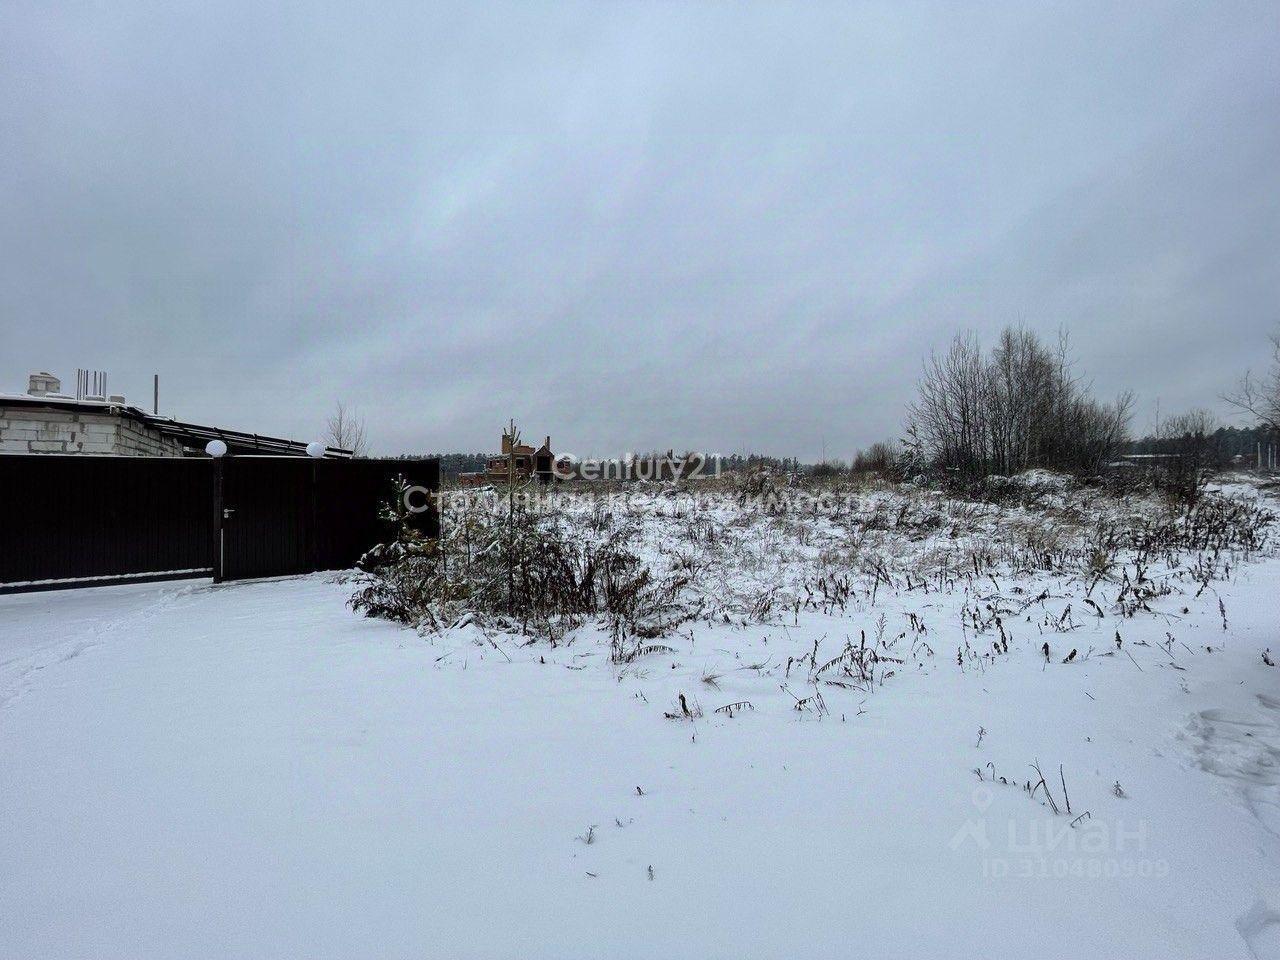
[{"x1": 0, "y1": 455, "x2": 438, "y2": 593}]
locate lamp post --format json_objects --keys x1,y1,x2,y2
[
  {"x1": 206, "y1": 440, "x2": 227, "y2": 582},
  {"x1": 305, "y1": 441, "x2": 326, "y2": 571}
]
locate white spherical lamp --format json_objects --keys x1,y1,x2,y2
[
  {"x1": 205, "y1": 439, "x2": 228, "y2": 458},
  {"x1": 306, "y1": 441, "x2": 327, "y2": 459}
]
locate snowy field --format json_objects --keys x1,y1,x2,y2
[{"x1": 3, "y1": 475, "x2": 1280, "y2": 959}]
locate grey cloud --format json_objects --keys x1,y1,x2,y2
[{"x1": 2, "y1": 0, "x2": 1276, "y2": 457}]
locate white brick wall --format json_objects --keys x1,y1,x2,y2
[{"x1": 0, "y1": 405, "x2": 184, "y2": 457}]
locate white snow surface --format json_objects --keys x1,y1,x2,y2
[{"x1": 4, "y1": 479, "x2": 1280, "y2": 959}]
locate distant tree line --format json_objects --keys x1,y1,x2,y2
[
  {"x1": 716, "y1": 453, "x2": 803, "y2": 474},
  {"x1": 1128, "y1": 420, "x2": 1277, "y2": 464},
  {"x1": 396, "y1": 452, "x2": 489, "y2": 480}
]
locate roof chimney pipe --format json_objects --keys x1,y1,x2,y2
[{"x1": 27, "y1": 372, "x2": 60, "y2": 397}]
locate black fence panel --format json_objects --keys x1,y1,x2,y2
[
  {"x1": 0, "y1": 455, "x2": 439, "y2": 592},
  {"x1": 0, "y1": 455, "x2": 213, "y2": 590}
]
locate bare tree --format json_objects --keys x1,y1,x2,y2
[
  {"x1": 1224, "y1": 331, "x2": 1280, "y2": 431},
  {"x1": 907, "y1": 326, "x2": 1132, "y2": 479},
  {"x1": 1157, "y1": 408, "x2": 1220, "y2": 503},
  {"x1": 1159, "y1": 408, "x2": 1218, "y2": 439},
  {"x1": 326, "y1": 401, "x2": 369, "y2": 457}
]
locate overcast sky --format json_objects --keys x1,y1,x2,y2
[{"x1": 2, "y1": 1, "x2": 1277, "y2": 458}]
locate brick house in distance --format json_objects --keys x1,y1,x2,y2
[
  {"x1": 1, "y1": 371, "x2": 349, "y2": 458},
  {"x1": 459, "y1": 429, "x2": 563, "y2": 485}
]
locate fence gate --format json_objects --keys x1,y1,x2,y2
[
  {"x1": 215, "y1": 457, "x2": 312, "y2": 581},
  {"x1": 0, "y1": 454, "x2": 438, "y2": 593}
]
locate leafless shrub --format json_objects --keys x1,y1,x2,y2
[
  {"x1": 852, "y1": 440, "x2": 900, "y2": 475},
  {"x1": 811, "y1": 459, "x2": 848, "y2": 478}
]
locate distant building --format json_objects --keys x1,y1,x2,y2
[
  {"x1": 459, "y1": 430, "x2": 563, "y2": 485},
  {"x1": 1105, "y1": 453, "x2": 1182, "y2": 471},
  {"x1": 1, "y1": 371, "x2": 349, "y2": 457}
]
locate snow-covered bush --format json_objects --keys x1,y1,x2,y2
[{"x1": 349, "y1": 491, "x2": 697, "y2": 643}]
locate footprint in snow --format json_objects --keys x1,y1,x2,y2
[
  {"x1": 1185, "y1": 696, "x2": 1280, "y2": 839},
  {"x1": 1237, "y1": 898, "x2": 1280, "y2": 960}
]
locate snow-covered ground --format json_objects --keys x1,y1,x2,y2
[{"x1": 3, "y1": 477, "x2": 1280, "y2": 959}]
